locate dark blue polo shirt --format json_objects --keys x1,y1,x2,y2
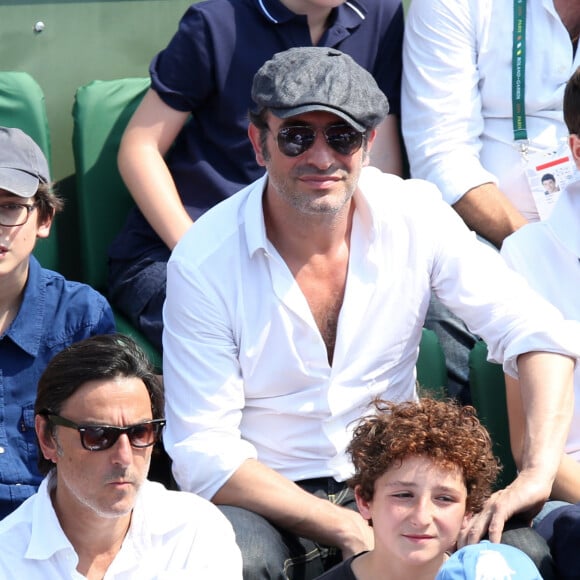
[
  {"x1": 109, "y1": 0, "x2": 403, "y2": 264},
  {"x1": 0, "y1": 257, "x2": 116, "y2": 518}
]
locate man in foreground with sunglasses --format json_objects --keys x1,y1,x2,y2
[
  {"x1": 0, "y1": 334, "x2": 242, "y2": 578},
  {"x1": 163, "y1": 47, "x2": 580, "y2": 578},
  {"x1": 0, "y1": 127, "x2": 115, "y2": 520}
]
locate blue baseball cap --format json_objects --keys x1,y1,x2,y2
[{"x1": 436, "y1": 541, "x2": 542, "y2": 579}]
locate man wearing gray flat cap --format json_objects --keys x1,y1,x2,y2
[
  {"x1": 0, "y1": 127, "x2": 115, "y2": 519},
  {"x1": 163, "y1": 47, "x2": 580, "y2": 578}
]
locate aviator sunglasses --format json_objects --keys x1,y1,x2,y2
[
  {"x1": 273, "y1": 124, "x2": 365, "y2": 157},
  {"x1": 43, "y1": 412, "x2": 166, "y2": 451}
]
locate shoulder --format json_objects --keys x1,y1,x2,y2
[
  {"x1": 42, "y1": 270, "x2": 111, "y2": 312},
  {"x1": 171, "y1": 178, "x2": 261, "y2": 269},
  {"x1": 180, "y1": 0, "x2": 240, "y2": 18},
  {"x1": 348, "y1": 0, "x2": 402, "y2": 18},
  {"x1": 359, "y1": 167, "x2": 446, "y2": 216},
  {"x1": 357, "y1": 168, "x2": 471, "y2": 251},
  {"x1": 139, "y1": 481, "x2": 235, "y2": 535},
  {"x1": 178, "y1": 0, "x2": 258, "y2": 26},
  {"x1": 316, "y1": 553, "x2": 363, "y2": 579},
  {"x1": 406, "y1": 0, "x2": 479, "y2": 29},
  {"x1": 0, "y1": 495, "x2": 34, "y2": 560},
  {"x1": 36, "y1": 269, "x2": 115, "y2": 336}
]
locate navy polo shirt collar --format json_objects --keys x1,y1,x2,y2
[
  {"x1": 6, "y1": 256, "x2": 46, "y2": 357},
  {"x1": 255, "y1": 0, "x2": 366, "y2": 30}
]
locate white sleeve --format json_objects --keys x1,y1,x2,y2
[
  {"x1": 401, "y1": 0, "x2": 498, "y2": 204},
  {"x1": 162, "y1": 254, "x2": 257, "y2": 500},
  {"x1": 425, "y1": 199, "x2": 580, "y2": 375}
]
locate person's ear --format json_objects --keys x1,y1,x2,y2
[
  {"x1": 460, "y1": 511, "x2": 473, "y2": 533},
  {"x1": 569, "y1": 134, "x2": 580, "y2": 167},
  {"x1": 35, "y1": 414, "x2": 59, "y2": 465},
  {"x1": 354, "y1": 485, "x2": 373, "y2": 522},
  {"x1": 362, "y1": 129, "x2": 377, "y2": 167},
  {"x1": 35, "y1": 209, "x2": 54, "y2": 240},
  {"x1": 248, "y1": 123, "x2": 267, "y2": 168}
]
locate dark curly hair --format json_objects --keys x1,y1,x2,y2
[{"x1": 348, "y1": 397, "x2": 500, "y2": 514}]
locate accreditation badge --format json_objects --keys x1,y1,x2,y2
[{"x1": 522, "y1": 139, "x2": 580, "y2": 220}]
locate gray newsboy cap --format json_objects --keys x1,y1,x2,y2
[
  {"x1": 251, "y1": 47, "x2": 389, "y2": 132},
  {"x1": 0, "y1": 127, "x2": 50, "y2": 198}
]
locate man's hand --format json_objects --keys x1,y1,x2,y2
[
  {"x1": 458, "y1": 469, "x2": 550, "y2": 546},
  {"x1": 214, "y1": 459, "x2": 374, "y2": 556},
  {"x1": 332, "y1": 506, "x2": 374, "y2": 559}
]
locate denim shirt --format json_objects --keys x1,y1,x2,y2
[{"x1": 0, "y1": 257, "x2": 115, "y2": 519}]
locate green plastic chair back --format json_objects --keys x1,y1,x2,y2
[
  {"x1": 72, "y1": 78, "x2": 161, "y2": 371},
  {"x1": 417, "y1": 328, "x2": 447, "y2": 399},
  {"x1": 0, "y1": 71, "x2": 58, "y2": 270},
  {"x1": 72, "y1": 77, "x2": 150, "y2": 289},
  {"x1": 469, "y1": 340, "x2": 518, "y2": 490}
]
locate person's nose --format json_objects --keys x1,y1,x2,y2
[
  {"x1": 409, "y1": 496, "x2": 434, "y2": 527},
  {"x1": 110, "y1": 433, "x2": 133, "y2": 467},
  {"x1": 303, "y1": 131, "x2": 335, "y2": 169}
]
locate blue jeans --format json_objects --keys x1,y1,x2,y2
[
  {"x1": 535, "y1": 502, "x2": 580, "y2": 578},
  {"x1": 108, "y1": 250, "x2": 168, "y2": 353},
  {"x1": 533, "y1": 500, "x2": 571, "y2": 528},
  {"x1": 219, "y1": 478, "x2": 355, "y2": 580}
]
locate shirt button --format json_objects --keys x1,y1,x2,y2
[{"x1": 0, "y1": 447, "x2": 4, "y2": 454}]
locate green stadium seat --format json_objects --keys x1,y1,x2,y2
[
  {"x1": 0, "y1": 71, "x2": 58, "y2": 270},
  {"x1": 469, "y1": 340, "x2": 518, "y2": 490},
  {"x1": 72, "y1": 78, "x2": 161, "y2": 371},
  {"x1": 417, "y1": 328, "x2": 447, "y2": 399}
]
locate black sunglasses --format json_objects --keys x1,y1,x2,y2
[
  {"x1": 44, "y1": 413, "x2": 165, "y2": 451},
  {"x1": 273, "y1": 124, "x2": 365, "y2": 157}
]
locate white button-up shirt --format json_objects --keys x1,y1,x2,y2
[
  {"x1": 502, "y1": 181, "x2": 580, "y2": 460},
  {"x1": 402, "y1": 0, "x2": 580, "y2": 220},
  {"x1": 0, "y1": 474, "x2": 242, "y2": 578},
  {"x1": 163, "y1": 167, "x2": 580, "y2": 500}
]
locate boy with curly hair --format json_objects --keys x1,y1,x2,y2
[{"x1": 316, "y1": 398, "x2": 539, "y2": 579}]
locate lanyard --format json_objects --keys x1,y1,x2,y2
[{"x1": 512, "y1": 0, "x2": 527, "y2": 143}]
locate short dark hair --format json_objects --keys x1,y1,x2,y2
[
  {"x1": 564, "y1": 66, "x2": 580, "y2": 135},
  {"x1": 35, "y1": 334, "x2": 164, "y2": 475},
  {"x1": 348, "y1": 398, "x2": 499, "y2": 514},
  {"x1": 34, "y1": 181, "x2": 64, "y2": 224},
  {"x1": 248, "y1": 109, "x2": 271, "y2": 159},
  {"x1": 541, "y1": 173, "x2": 555, "y2": 183}
]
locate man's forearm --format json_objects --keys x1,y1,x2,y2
[
  {"x1": 506, "y1": 372, "x2": 579, "y2": 503},
  {"x1": 516, "y1": 352, "x2": 575, "y2": 485},
  {"x1": 452, "y1": 183, "x2": 528, "y2": 248},
  {"x1": 212, "y1": 458, "x2": 373, "y2": 557}
]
